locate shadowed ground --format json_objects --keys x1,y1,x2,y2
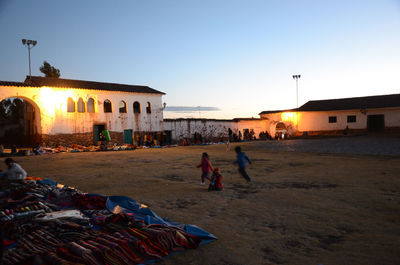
[{"x1": 8, "y1": 138, "x2": 400, "y2": 265}]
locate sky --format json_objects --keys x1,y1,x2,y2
[{"x1": 0, "y1": 0, "x2": 399, "y2": 119}]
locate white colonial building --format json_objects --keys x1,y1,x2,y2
[
  {"x1": 259, "y1": 94, "x2": 400, "y2": 137},
  {"x1": 0, "y1": 76, "x2": 165, "y2": 146}
]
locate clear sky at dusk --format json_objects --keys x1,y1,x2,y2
[{"x1": 0, "y1": 0, "x2": 399, "y2": 119}]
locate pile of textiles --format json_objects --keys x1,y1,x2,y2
[{"x1": 0, "y1": 179, "x2": 216, "y2": 264}]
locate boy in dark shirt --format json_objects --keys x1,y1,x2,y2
[{"x1": 234, "y1": 146, "x2": 252, "y2": 182}]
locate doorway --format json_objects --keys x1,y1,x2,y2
[
  {"x1": 93, "y1": 124, "x2": 105, "y2": 144},
  {"x1": 124, "y1": 129, "x2": 133, "y2": 144},
  {"x1": 0, "y1": 97, "x2": 39, "y2": 147},
  {"x1": 367, "y1": 114, "x2": 384, "y2": 132}
]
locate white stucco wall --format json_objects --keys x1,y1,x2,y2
[
  {"x1": 0, "y1": 85, "x2": 164, "y2": 135},
  {"x1": 260, "y1": 107, "x2": 400, "y2": 134},
  {"x1": 163, "y1": 119, "x2": 267, "y2": 141}
]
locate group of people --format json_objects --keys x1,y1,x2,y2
[{"x1": 197, "y1": 146, "x2": 252, "y2": 191}]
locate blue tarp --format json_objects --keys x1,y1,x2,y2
[{"x1": 106, "y1": 195, "x2": 217, "y2": 244}]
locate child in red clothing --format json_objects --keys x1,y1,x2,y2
[
  {"x1": 197, "y1": 152, "x2": 213, "y2": 185},
  {"x1": 208, "y1": 167, "x2": 223, "y2": 191}
]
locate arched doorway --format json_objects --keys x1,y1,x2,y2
[
  {"x1": 0, "y1": 97, "x2": 41, "y2": 147},
  {"x1": 275, "y1": 122, "x2": 288, "y2": 139}
]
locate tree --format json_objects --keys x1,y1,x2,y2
[
  {"x1": 39, "y1": 61, "x2": 60, "y2": 78},
  {"x1": 0, "y1": 98, "x2": 25, "y2": 121}
]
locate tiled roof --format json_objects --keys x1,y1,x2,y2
[
  {"x1": 22, "y1": 76, "x2": 165, "y2": 95},
  {"x1": 259, "y1": 94, "x2": 400, "y2": 114},
  {"x1": 0, "y1": 81, "x2": 31, "y2": 87},
  {"x1": 298, "y1": 94, "x2": 400, "y2": 111}
]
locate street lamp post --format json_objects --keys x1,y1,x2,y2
[
  {"x1": 292, "y1": 74, "x2": 301, "y2": 107},
  {"x1": 22, "y1": 39, "x2": 37, "y2": 83}
]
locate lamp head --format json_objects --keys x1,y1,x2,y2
[{"x1": 22, "y1": 39, "x2": 27, "y2": 45}]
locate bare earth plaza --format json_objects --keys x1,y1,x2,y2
[{"x1": 8, "y1": 137, "x2": 400, "y2": 265}]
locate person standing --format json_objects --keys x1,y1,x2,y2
[
  {"x1": 197, "y1": 152, "x2": 213, "y2": 185},
  {"x1": 4, "y1": 158, "x2": 27, "y2": 181},
  {"x1": 234, "y1": 146, "x2": 252, "y2": 182}
]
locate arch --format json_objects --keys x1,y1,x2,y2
[
  {"x1": 146, "y1": 102, "x2": 151, "y2": 114},
  {"x1": 0, "y1": 96, "x2": 42, "y2": 146},
  {"x1": 87, "y1": 98, "x2": 95, "y2": 113},
  {"x1": 119, "y1": 100, "x2": 127, "y2": 113},
  {"x1": 133, "y1": 101, "x2": 141, "y2": 114},
  {"x1": 104, "y1": 99, "x2": 112, "y2": 113},
  {"x1": 276, "y1": 122, "x2": 286, "y2": 130},
  {"x1": 77, "y1": 98, "x2": 85, "y2": 113},
  {"x1": 67, "y1": 97, "x2": 75, "y2": 112}
]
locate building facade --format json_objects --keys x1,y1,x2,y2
[
  {"x1": 0, "y1": 76, "x2": 165, "y2": 146},
  {"x1": 259, "y1": 94, "x2": 400, "y2": 137}
]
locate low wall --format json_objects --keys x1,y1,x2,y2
[
  {"x1": 164, "y1": 118, "x2": 267, "y2": 143},
  {"x1": 42, "y1": 131, "x2": 124, "y2": 147}
]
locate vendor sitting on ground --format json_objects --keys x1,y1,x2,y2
[
  {"x1": 33, "y1": 143, "x2": 46, "y2": 155},
  {"x1": 208, "y1": 167, "x2": 223, "y2": 191},
  {"x1": 3, "y1": 158, "x2": 27, "y2": 181}
]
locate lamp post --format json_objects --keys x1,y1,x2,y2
[
  {"x1": 292, "y1": 74, "x2": 301, "y2": 107},
  {"x1": 22, "y1": 39, "x2": 37, "y2": 83}
]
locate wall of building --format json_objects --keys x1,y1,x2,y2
[
  {"x1": 260, "y1": 107, "x2": 400, "y2": 136},
  {"x1": 0, "y1": 85, "x2": 164, "y2": 137},
  {"x1": 163, "y1": 118, "x2": 267, "y2": 142}
]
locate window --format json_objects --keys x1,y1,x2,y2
[
  {"x1": 133, "y1": 101, "x2": 141, "y2": 113},
  {"x1": 67, "y1": 97, "x2": 75, "y2": 112},
  {"x1": 347, "y1": 115, "x2": 356, "y2": 123},
  {"x1": 119, "y1": 101, "x2": 127, "y2": 113},
  {"x1": 77, "y1": 98, "x2": 85, "y2": 113},
  {"x1": 146, "y1": 102, "x2": 151, "y2": 114},
  {"x1": 87, "y1": 98, "x2": 95, "y2": 113},
  {"x1": 104, "y1": 99, "x2": 112, "y2": 113},
  {"x1": 328, "y1": 116, "x2": 337, "y2": 123}
]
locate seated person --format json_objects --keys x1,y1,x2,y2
[
  {"x1": 208, "y1": 167, "x2": 223, "y2": 191},
  {"x1": 33, "y1": 143, "x2": 46, "y2": 155},
  {"x1": 3, "y1": 158, "x2": 27, "y2": 181}
]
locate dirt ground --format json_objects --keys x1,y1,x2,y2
[{"x1": 5, "y1": 141, "x2": 400, "y2": 265}]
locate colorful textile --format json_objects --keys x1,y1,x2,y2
[{"x1": 0, "y1": 178, "x2": 217, "y2": 265}]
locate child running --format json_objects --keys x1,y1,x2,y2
[
  {"x1": 197, "y1": 152, "x2": 213, "y2": 185},
  {"x1": 234, "y1": 146, "x2": 252, "y2": 182},
  {"x1": 208, "y1": 167, "x2": 223, "y2": 191}
]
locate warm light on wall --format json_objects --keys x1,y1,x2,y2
[
  {"x1": 281, "y1": 112, "x2": 299, "y2": 126},
  {"x1": 38, "y1": 86, "x2": 73, "y2": 116}
]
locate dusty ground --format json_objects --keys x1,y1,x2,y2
[{"x1": 5, "y1": 139, "x2": 400, "y2": 265}]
